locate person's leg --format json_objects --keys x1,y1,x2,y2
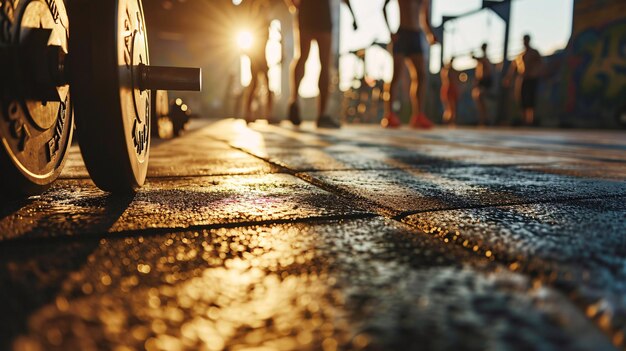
[
  {"x1": 384, "y1": 55, "x2": 404, "y2": 115},
  {"x1": 524, "y1": 108, "x2": 534, "y2": 125},
  {"x1": 441, "y1": 87, "x2": 450, "y2": 122},
  {"x1": 263, "y1": 69, "x2": 274, "y2": 121},
  {"x1": 264, "y1": 71, "x2": 274, "y2": 119},
  {"x1": 520, "y1": 78, "x2": 535, "y2": 126},
  {"x1": 479, "y1": 92, "x2": 488, "y2": 125},
  {"x1": 472, "y1": 86, "x2": 487, "y2": 125},
  {"x1": 291, "y1": 30, "x2": 312, "y2": 104},
  {"x1": 407, "y1": 54, "x2": 425, "y2": 115},
  {"x1": 315, "y1": 32, "x2": 332, "y2": 119},
  {"x1": 288, "y1": 26, "x2": 312, "y2": 125},
  {"x1": 381, "y1": 55, "x2": 404, "y2": 127},
  {"x1": 314, "y1": 32, "x2": 340, "y2": 128},
  {"x1": 407, "y1": 54, "x2": 432, "y2": 128},
  {"x1": 450, "y1": 94, "x2": 458, "y2": 125},
  {"x1": 245, "y1": 68, "x2": 259, "y2": 123},
  {"x1": 527, "y1": 80, "x2": 538, "y2": 125}
]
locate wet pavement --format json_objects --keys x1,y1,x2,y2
[{"x1": 1, "y1": 119, "x2": 625, "y2": 351}]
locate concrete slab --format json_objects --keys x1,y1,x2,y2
[
  {"x1": 61, "y1": 135, "x2": 273, "y2": 179},
  {"x1": 306, "y1": 167, "x2": 626, "y2": 214},
  {"x1": 2, "y1": 119, "x2": 625, "y2": 350},
  {"x1": 260, "y1": 147, "x2": 443, "y2": 171},
  {"x1": 215, "y1": 123, "x2": 624, "y2": 174},
  {"x1": 148, "y1": 148, "x2": 276, "y2": 177},
  {"x1": 0, "y1": 175, "x2": 372, "y2": 241},
  {"x1": 1, "y1": 219, "x2": 613, "y2": 351},
  {"x1": 248, "y1": 124, "x2": 626, "y2": 165},
  {"x1": 403, "y1": 197, "x2": 626, "y2": 340},
  {"x1": 521, "y1": 161, "x2": 626, "y2": 180},
  {"x1": 255, "y1": 145, "x2": 588, "y2": 172}
]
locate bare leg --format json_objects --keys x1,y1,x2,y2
[
  {"x1": 407, "y1": 54, "x2": 433, "y2": 128},
  {"x1": 472, "y1": 86, "x2": 487, "y2": 125},
  {"x1": 262, "y1": 70, "x2": 273, "y2": 118},
  {"x1": 245, "y1": 70, "x2": 259, "y2": 122},
  {"x1": 406, "y1": 54, "x2": 425, "y2": 116},
  {"x1": 441, "y1": 95, "x2": 450, "y2": 122},
  {"x1": 384, "y1": 55, "x2": 405, "y2": 115},
  {"x1": 316, "y1": 32, "x2": 332, "y2": 118},
  {"x1": 290, "y1": 29, "x2": 312, "y2": 104},
  {"x1": 450, "y1": 97, "x2": 457, "y2": 125},
  {"x1": 524, "y1": 108, "x2": 534, "y2": 125}
]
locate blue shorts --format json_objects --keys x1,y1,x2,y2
[{"x1": 393, "y1": 28, "x2": 423, "y2": 56}]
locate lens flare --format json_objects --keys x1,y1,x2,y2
[{"x1": 236, "y1": 30, "x2": 253, "y2": 51}]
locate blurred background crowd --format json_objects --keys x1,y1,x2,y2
[{"x1": 144, "y1": 0, "x2": 626, "y2": 129}]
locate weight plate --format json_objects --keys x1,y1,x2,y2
[
  {"x1": 69, "y1": 0, "x2": 151, "y2": 192},
  {"x1": 0, "y1": 0, "x2": 73, "y2": 197}
]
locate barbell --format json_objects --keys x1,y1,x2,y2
[{"x1": 0, "y1": 0, "x2": 201, "y2": 197}]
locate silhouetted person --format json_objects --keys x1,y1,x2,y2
[
  {"x1": 244, "y1": 0, "x2": 275, "y2": 124},
  {"x1": 284, "y1": 0, "x2": 356, "y2": 129},
  {"x1": 472, "y1": 43, "x2": 492, "y2": 126},
  {"x1": 382, "y1": 0, "x2": 437, "y2": 129},
  {"x1": 440, "y1": 57, "x2": 459, "y2": 125},
  {"x1": 504, "y1": 34, "x2": 542, "y2": 126}
]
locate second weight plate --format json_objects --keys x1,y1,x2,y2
[{"x1": 69, "y1": 0, "x2": 151, "y2": 192}]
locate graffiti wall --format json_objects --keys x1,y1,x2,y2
[
  {"x1": 425, "y1": 0, "x2": 626, "y2": 128},
  {"x1": 543, "y1": 0, "x2": 626, "y2": 127}
]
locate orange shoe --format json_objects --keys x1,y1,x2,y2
[
  {"x1": 410, "y1": 113, "x2": 433, "y2": 129},
  {"x1": 381, "y1": 112, "x2": 402, "y2": 128}
]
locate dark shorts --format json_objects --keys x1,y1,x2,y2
[
  {"x1": 521, "y1": 78, "x2": 538, "y2": 109},
  {"x1": 249, "y1": 34, "x2": 269, "y2": 73},
  {"x1": 298, "y1": 0, "x2": 332, "y2": 33},
  {"x1": 250, "y1": 55, "x2": 268, "y2": 73},
  {"x1": 478, "y1": 77, "x2": 493, "y2": 89},
  {"x1": 393, "y1": 28, "x2": 423, "y2": 56}
]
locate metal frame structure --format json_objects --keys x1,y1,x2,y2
[{"x1": 434, "y1": 0, "x2": 512, "y2": 122}]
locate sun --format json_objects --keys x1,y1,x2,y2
[{"x1": 236, "y1": 30, "x2": 254, "y2": 51}]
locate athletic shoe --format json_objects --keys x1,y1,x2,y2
[
  {"x1": 288, "y1": 102, "x2": 301, "y2": 126},
  {"x1": 381, "y1": 112, "x2": 401, "y2": 128},
  {"x1": 316, "y1": 115, "x2": 341, "y2": 129},
  {"x1": 410, "y1": 113, "x2": 433, "y2": 129}
]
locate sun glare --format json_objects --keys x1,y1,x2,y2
[
  {"x1": 236, "y1": 30, "x2": 254, "y2": 51},
  {"x1": 238, "y1": 21, "x2": 283, "y2": 93}
]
